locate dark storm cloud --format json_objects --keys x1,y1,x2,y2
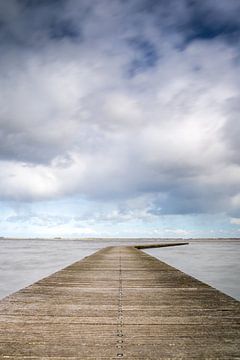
[
  {"x1": 1, "y1": 0, "x2": 239, "y2": 53},
  {"x1": 0, "y1": 0, "x2": 240, "y2": 220},
  {"x1": 127, "y1": 37, "x2": 158, "y2": 76},
  {"x1": 141, "y1": 0, "x2": 240, "y2": 41},
  {"x1": 0, "y1": 0, "x2": 82, "y2": 50}
]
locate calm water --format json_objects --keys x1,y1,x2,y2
[
  {"x1": 145, "y1": 240, "x2": 240, "y2": 300},
  {"x1": 0, "y1": 239, "x2": 239, "y2": 300},
  {"x1": 0, "y1": 238, "x2": 160, "y2": 300}
]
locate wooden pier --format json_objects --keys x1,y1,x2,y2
[{"x1": 0, "y1": 245, "x2": 239, "y2": 359}]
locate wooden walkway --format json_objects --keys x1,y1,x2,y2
[{"x1": 0, "y1": 246, "x2": 239, "y2": 359}]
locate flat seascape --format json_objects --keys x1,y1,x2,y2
[
  {"x1": 1, "y1": 1, "x2": 240, "y2": 357},
  {"x1": 0, "y1": 238, "x2": 239, "y2": 301}
]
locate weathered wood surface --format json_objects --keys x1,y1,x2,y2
[{"x1": 0, "y1": 246, "x2": 239, "y2": 359}]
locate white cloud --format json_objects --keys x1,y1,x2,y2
[
  {"x1": 163, "y1": 229, "x2": 191, "y2": 237},
  {"x1": 0, "y1": 0, "x2": 240, "y2": 223},
  {"x1": 230, "y1": 218, "x2": 240, "y2": 225}
]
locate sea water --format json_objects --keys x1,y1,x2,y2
[
  {"x1": 0, "y1": 239, "x2": 239, "y2": 300},
  {"x1": 0, "y1": 237, "x2": 158, "y2": 299},
  {"x1": 145, "y1": 239, "x2": 240, "y2": 300}
]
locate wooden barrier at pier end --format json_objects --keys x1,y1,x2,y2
[{"x1": 0, "y1": 244, "x2": 239, "y2": 358}]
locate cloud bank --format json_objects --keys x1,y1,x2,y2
[{"x1": 1, "y1": 0, "x2": 240, "y2": 235}]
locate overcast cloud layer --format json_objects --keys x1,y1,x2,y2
[{"x1": 1, "y1": 0, "x2": 240, "y2": 237}]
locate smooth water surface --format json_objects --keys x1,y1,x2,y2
[
  {"x1": 0, "y1": 238, "x2": 160, "y2": 299},
  {"x1": 145, "y1": 240, "x2": 240, "y2": 300},
  {"x1": 0, "y1": 239, "x2": 102, "y2": 300},
  {"x1": 0, "y1": 239, "x2": 239, "y2": 301}
]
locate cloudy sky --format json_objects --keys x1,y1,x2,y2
[{"x1": 0, "y1": 0, "x2": 240, "y2": 238}]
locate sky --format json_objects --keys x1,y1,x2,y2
[{"x1": 0, "y1": 0, "x2": 240, "y2": 238}]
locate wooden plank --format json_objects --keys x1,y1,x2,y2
[{"x1": 0, "y1": 246, "x2": 239, "y2": 359}]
